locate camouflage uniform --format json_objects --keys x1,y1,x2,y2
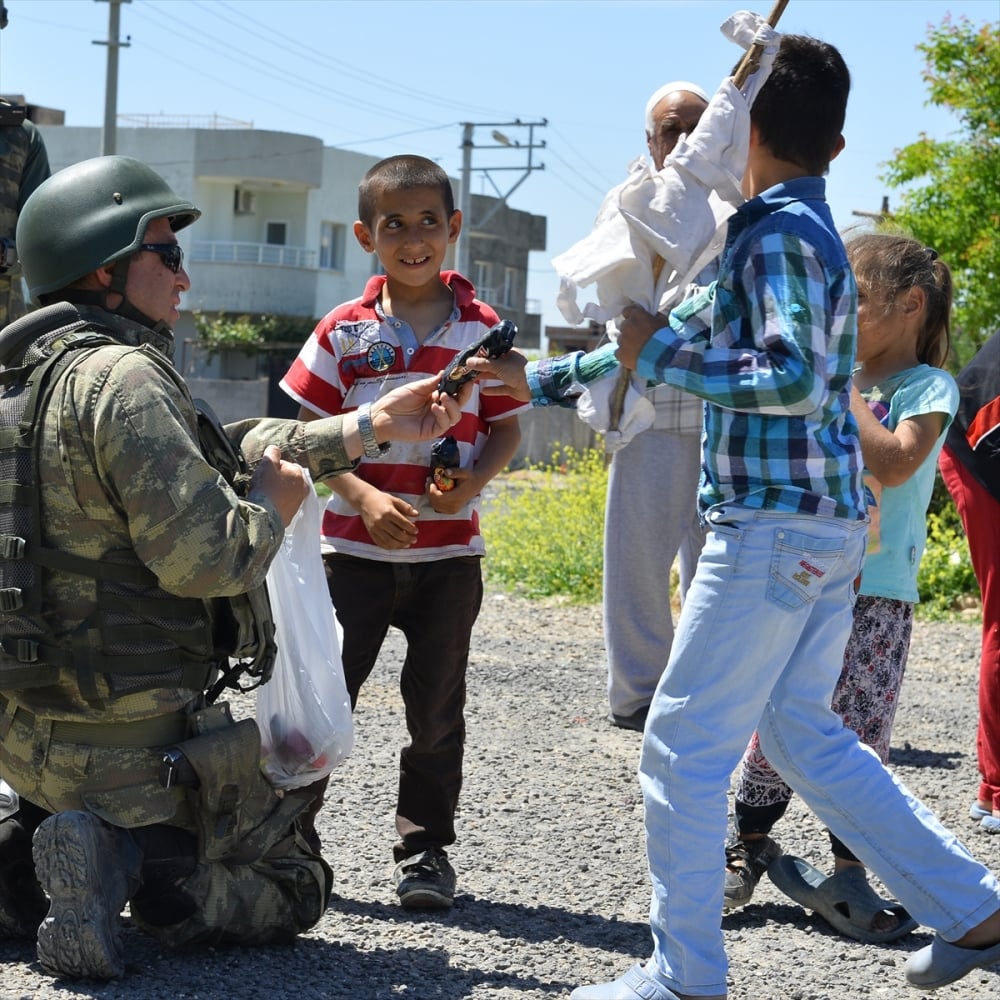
[
  {"x1": 0, "y1": 119, "x2": 50, "y2": 326},
  {"x1": 0, "y1": 302, "x2": 354, "y2": 947}
]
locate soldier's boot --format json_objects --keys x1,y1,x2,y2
[
  {"x1": 32, "y1": 810, "x2": 142, "y2": 980},
  {"x1": 295, "y1": 774, "x2": 330, "y2": 855}
]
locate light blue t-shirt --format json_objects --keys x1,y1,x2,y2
[{"x1": 860, "y1": 363, "x2": 959, "y2": 602}]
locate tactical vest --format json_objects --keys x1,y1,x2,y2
[{"x1": 0, "y1": 303, "x2": 276, "y2": 705}]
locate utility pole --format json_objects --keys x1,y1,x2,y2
[
  {"x1": 454, "y1": 119, "x2": 546, "y2": 278},
  {"x1": 852, "y1": 195, "x2": 891, "y2": 222},
  {"x1": 93, "y1": 0, "x2": 131, "y2": 155}
]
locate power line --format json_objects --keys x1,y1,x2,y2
[
  {"x1": 548, "y1": 124, "x2": 623, "y2": 197},
  {"x1": 204, "y1": 0, "x2": 523, "y2": 121},
  {"x1": 130, "y1": 2, "x2": 444, "y2": 133}
]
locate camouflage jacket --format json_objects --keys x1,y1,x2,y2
[
  {"x1": 0, "y1": 120, "x2": 51, "y2": 326},
  {"x1": 0, "y1": 303, "x2": 354, "y2": 725}
]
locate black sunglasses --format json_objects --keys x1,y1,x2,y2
[{"x1": 138, "y1": 243, "x2": 184, "y2": 273}]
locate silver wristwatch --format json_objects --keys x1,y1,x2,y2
[{"x1": 356, "y1": 402, "x2": 390, "y2": 459}]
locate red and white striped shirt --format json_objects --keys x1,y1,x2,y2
[{"x1": 281, "y1": 271, "x2": 529, "y2": 561}]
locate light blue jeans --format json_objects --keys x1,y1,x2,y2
[{"x1": 639, "y1": 505, "x2": 1000, "y2": 995}]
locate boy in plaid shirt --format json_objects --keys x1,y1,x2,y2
[{"x1": 470, "y1": 35, "x2": 1000, "y2": 1000}]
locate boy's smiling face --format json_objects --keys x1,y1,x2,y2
[{"x1": 353, "y1": 184, "x2": 461, "y2": 290}]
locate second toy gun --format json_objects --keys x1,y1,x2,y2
[
  {"x1": 430, "y1": 435, "x2": 461, "y2": 492},
  {"x1": 431, "y1": 319, "x2": 517, "y2": 491}
]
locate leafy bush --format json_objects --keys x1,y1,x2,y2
[
  {"x1": 483, "y1": 445, "x2": 608, "y2": 603},
  {"x1": 194, "y1": 312, "x2": 316, "y2": 359},
  {"x1": 194, "y1": 312, "x2": 265, "y2": 359},
  {"x1": 916, "y1": 498, "x2": 980, "y2": 620}
]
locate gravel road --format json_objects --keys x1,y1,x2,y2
[{"x1": 2, "y1": 591, "x2": 998, "y2": 1000}]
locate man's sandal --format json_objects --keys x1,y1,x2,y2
[
  {"x1": 905, "y1": 935, "x2": 1000, "y2": 989},
  {"x1": 768, "y1": 855, "x2": 917, "y2": 943}
]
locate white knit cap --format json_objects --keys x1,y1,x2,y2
[{"x1": 644, "y1": 81, "x2": 710, "y2": 133}]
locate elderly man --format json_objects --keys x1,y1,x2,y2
[
  {"x1": 604, "y1": 81, "x2": 711, "y2": 732},
  {"x1": 0, "y1": 155, "x2": 465, "y2": 980}
]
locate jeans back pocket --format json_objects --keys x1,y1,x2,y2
[{"x1": 767, "y1": 528, "x2": 845, "y2": 612}]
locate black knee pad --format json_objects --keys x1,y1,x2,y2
[{"x1": 0, "y1": 808, "x2": 49, "y2": 937}]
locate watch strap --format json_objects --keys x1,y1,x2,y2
[{"x1": 357, "y1": 402, "x2": 389, "y2": 459}]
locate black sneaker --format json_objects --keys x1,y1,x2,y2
[
  {"x1": 32, "y1": 811, "x2": 142, "y2": 979},
  {"x1": 608, "y1": 706, "x2": 649, "y2": 732},
  {"x1": 723, "y1": 836, "x2": 781, "y2": 910},
  {"x1": 393, "y1": 849, "x2": 456, "y2": 910}
]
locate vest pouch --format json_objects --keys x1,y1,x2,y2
[{"x1": 173, "y1": 714, "x2": 282, "y2": 863}]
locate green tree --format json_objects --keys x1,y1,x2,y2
[{"x1": 882, "y1": 16, "x2": 1000, "y2": 366}]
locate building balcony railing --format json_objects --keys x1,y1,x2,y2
[
  {"x1": 478, "y1": 287, "x2": 538, "y2": 313},
  {"x1": 118, "y1": 113, "x2": 253, "y2": 130},
  {"x1": 191, "y1": 241, "x2": 317, "y2": 269}
]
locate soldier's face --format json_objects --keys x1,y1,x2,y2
[{"x1": 125, "y1": 217, "x2": 191, "y2": 328}]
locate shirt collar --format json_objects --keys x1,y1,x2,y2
[
  {"x1": 734, "y1": 176, "x2": 828, "y2": 227},
  {"x1": 359, "y1": 270, "x2": 476, "y2": 312},
  {"x1": 724, "y1": 176, "x2": 828, "y2": 259}
]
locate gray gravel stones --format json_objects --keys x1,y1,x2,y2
[{"x1": 1, "y1": 594, "x2": 998, "y2": 999}]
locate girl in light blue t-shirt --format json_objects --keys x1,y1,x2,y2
[{"x1": 726, "y1": 232, "x2": 959, "y2": 944}]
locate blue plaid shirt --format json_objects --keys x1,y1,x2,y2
[{"x1": 528, "y1": 177, "x2": 865, "y2": 520}]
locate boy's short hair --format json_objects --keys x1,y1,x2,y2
[
  {"x1": 358, "y1": 155, "x2": 455, "y2": 227},
  {"x1": 749, "y1": 34, "x2": 850, "y2": 177}
]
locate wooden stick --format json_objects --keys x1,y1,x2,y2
[
  {"x1": 732, "y1": 0, "x2": 790, "y2": 89},
  {"x1": 606, "y1": 0, "x2": 791, "y2": 441}
]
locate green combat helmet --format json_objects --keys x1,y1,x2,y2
[{"x1": 16, "y1": 155, "x2": 200, "y2": 314}]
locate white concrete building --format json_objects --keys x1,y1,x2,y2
[{"x1": 37, "y1": 121, "x2": 546, "y2": 421}]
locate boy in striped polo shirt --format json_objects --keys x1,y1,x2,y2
[{"x1": 281, "y1": 155, "x2": 526, "y2": 909}]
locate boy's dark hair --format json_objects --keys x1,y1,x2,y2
[
  {"x1": 749, "y1": 34, "x2": 850, "y2": 177},
  {"x1": 357, "y1": 155, "x2": 455, "y2": 227}
]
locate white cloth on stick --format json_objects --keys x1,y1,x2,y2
[
  {"x1": 577, "y1": 369, "x2": 656, "y2": 454},
  {"x1": 554, "y1": 9, "x2": 780, "y2": 447}
]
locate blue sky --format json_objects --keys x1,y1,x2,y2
[{"x1": 2, "y1": 0, "x2": 997, "y2": 332}]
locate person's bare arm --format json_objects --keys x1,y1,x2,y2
[
  {"x1": 327, "y1": 472, "x2": 420, "y2": 550},
  {"x1": 850, "y1": 386, "x2": 946, "y2": 488}
]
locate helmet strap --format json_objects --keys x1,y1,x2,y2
[
  {"x1": 102, "y1": 257, "x2": 169, "y2": 338},
  {"x1": 57, "y1": 255, "x2": 175, "y2": 357}
]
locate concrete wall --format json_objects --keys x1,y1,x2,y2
[
  {"x1": 187, "y1": 376, "x2": 269, "y2": 425},
  {"x1": 511, "y1": 405, "x2": 598, "y2": 469},
  {"x1": 309, "y1": 148, "x2": 383, "y2": 317}
]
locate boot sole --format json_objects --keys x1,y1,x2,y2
[
  {"x1": 32, "y1": 813, "x2": 126, "y2": 979},
  {"x1": 397, "y1": 885, "x2": 454, "y2": 909}
]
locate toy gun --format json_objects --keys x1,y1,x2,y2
[
  {"x1": 430, "y1": 435, "x2": 461, "y2": 492},
  {"x1": 437, "y1": 319, "x2": 517, "y2": 397}
]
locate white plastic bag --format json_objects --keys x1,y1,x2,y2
[{"x1": 257, "y1": 471, "x2": 353, "y2": 789}]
